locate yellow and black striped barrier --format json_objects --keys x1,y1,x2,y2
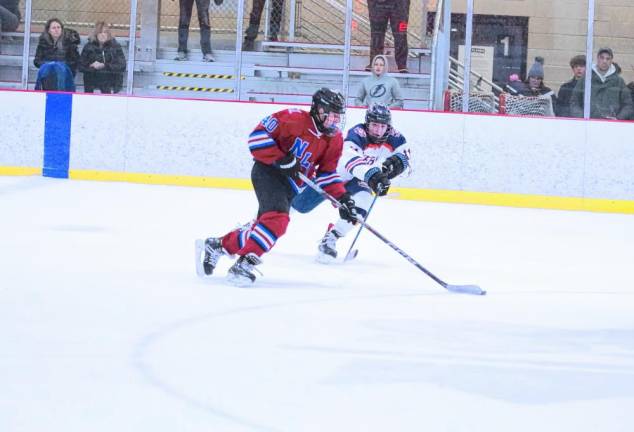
[
  {"x1": 162, "y1": 72, "x2": 245, "y2": 80},
  {"x1": 156, "y1": 86, "x2": 234, "y2": 93}
]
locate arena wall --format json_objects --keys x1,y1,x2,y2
[{"x1": 1, "y1": 89, "x2": 633, "y2": 213}]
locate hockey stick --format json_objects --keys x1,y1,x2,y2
[
  {"x1": 298, "y1": 173, "x2": 485, "y2": 295},
  {"x1": 343, "y1": 192, "x2": 380, "y2": 262}
]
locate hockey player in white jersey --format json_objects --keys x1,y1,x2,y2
[{"x1": 291, "y1": 103, "x2": 411, "y2": 262}]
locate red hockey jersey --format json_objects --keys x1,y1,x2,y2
[{"x1": 248, "y1": 108, "x2": 346, "y2": 198}]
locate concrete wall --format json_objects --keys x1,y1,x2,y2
[{"x1": 1, "y1": 89, "x2": 633, "y2": 213}]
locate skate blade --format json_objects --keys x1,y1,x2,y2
[
  {"x1": 226, "y1": 273, "x2": 255, "y2": 287},
  {"x1": 195, "y1": 239, "x2": 206, "y2": 277},
  {"x1": 315, "y1": 252, "x2": 337, "y2": 265}
]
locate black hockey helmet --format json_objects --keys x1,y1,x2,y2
[
  {"x1": 365, "y1": 103, "x2": 391, "y2": 143},
  {"x1": 310, "y1": 87, "x2": 346, "y2": 135}
]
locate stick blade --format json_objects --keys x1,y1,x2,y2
[
  {"x1": 343, "y1": 249, "x2": 358, "y2": 262},
  {"x1": 445, "y1": 284, "x2": 486, "y2": 296}
]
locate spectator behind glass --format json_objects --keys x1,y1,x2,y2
[
  {"x1": 516, "y1": 57, "x2": 556, "y2": 115},
  {"x1": 79, "y1": 22, "x2": 126, "y2": 94},
  {"x1": 355, "y1": 54, "x2": 404, "y2": 108},
  {"x1": 570, "y1": 48, "x2": 633, "y2": 120},
  {"x1": 0, "y1": 0, "x2": 20, "y2": 34},
  {"x1": 367, "y1": 0, "x2": 410, "y2": 73},
  {"x1": 628, "y1": 82, "x2": 634, "y2": 115},
  {"x1": 172, "y1": 0, "x2": 217, "y2": 62},
  {"x1": 243, "y1": 0, "x2": 284, "y2": 51},
  {"x1": 34, "y1": 18, "x2": 80, "y2": 91},
  {"x1": 555, "y1": 55, "x2": 585, "y2": 117}
]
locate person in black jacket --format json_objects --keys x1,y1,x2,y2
[
  {"x1": 0, "y1": 0, "x2": 20, "y2": 33},
  {"x1": 79, "y1": 22, "x2": 126, "y2": 94},
  {"x1": 555, "y1": 55, "x2": 585, "y2": 117},
  {"x1": 33, "y1": 18, "x2": 80, "y2": 91}
]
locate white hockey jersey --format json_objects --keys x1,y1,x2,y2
[{"x1": 337, "y1": 123, "x2": 411, "y2": 183}]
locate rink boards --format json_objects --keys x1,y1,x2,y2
[{"x1": 1, "y1": 88, "x2": 633, "y2": 214}]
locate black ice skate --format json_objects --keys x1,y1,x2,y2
[
  {"x1": 195, "y1": 237, "x2": 226, "y2": 277},
  {"x1": 316, "y1": 224, "x2": 342, "y2": 264},
  {"x1": 226, "y1": 253, "x2": 262, "y2": 286}
]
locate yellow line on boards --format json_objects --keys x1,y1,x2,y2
[
  {"x1": 53, "y1": 169, "x2": 634, "y2": 215},
  {"x1": 69, "y1": 169, "x2": 253, "y2": 190},
  {"x1": 0, "y1": 166, "x2": 42, "y2": 176}
]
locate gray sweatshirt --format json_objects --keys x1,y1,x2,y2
[{"x1": 355, "y1": 55, "x2": 404, "y2": 108}]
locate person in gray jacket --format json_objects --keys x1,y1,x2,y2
[
  {"x1": 570, "y1": 48, "x2": 633, "y2": 120},
  {"x1": 355, "y1": 54, "x2": 404, "y2": 108}
]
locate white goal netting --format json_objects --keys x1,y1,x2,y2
[{"x1": 443, "y1": 90, "x2": 555, "y2": 117}]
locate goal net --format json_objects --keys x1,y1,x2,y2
[
  {"x1": 443, "y1": 90, "x2": 497, "y2": 113},
  {"x1": 498, "y1": 93, "x2": 555, "y2": 117}
]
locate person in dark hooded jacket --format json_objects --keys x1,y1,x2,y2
[
  {"x1": 33, "y1": 18, "x2": 80, "y2": 91},
  {"x1": 570, "y1": 48, "x2": 633, "y2": 120},
  {"x1": 79, "y1": 21, "x2": 126, "y2": 94},
  {"x1": 34, "y1": 18, "x2": 80, "y2": 74}
]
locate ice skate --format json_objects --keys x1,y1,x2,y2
[
  {"x1": 316, "y1": 224, "x2": 342, "y2": 264},
  {"x1": 195, "y1": 237, "x2": 226, "y2": 277},
  {"x1": 226, "y1": 253, "x2": 262, "y2": 286}
]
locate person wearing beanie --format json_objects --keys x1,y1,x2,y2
[
  {"x1": 570, "y1": 47, "x2": 633, "y2": 120},
  {"x1": 555, "y1": 54, "x2": 586, "y2": 117},
  {"x1": 515, "y1": 56, "x2": 556, "y2": 115},
  {"x1": 355, "y1": 54, "x2": 404, "y2": 108}
]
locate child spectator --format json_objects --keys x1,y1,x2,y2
[
  {"x1": 79, "y1": 22, "x2": 126, "y2": 94},
  {"x1": 33, "y1": 18, "x2": 80, "y2": 91},
  {"x1": 355, "y1": 54, "x2": 403, "y2": 108}
]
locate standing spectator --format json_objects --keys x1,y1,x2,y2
[
  {"x1": 33, "y1": 18, "x2": 80, "y2": 91},
  {"x1": 628, "y1": 82, "x2": 634, "y2": 117},
  {"x1": 570, "y1": 48, "x2": 633, "y2": 120},
  {"x1": 0, "y1": 0, "x2": 20, "y2": 34},
  {"x1": 367, "y1": 0, "x2": 410, "y2": 73},
  {"x1": 242, "y1": 0, "x2": 284, "y2": 51},
  {"x1": 79, "y1": 22, "x2": 126, "y2": 94},
  {"x1": 173, "y1": 0, "x2": 215, "y2": 62},
  {"x1": 555, "y1": 55, "x2": 585, "y2": 117},
  {"x1": 355, "y1": 54, "x2": 403, "y2": 108},
  {"x1": 195, "y1": 88, "x2": 356, "y2": 286}
]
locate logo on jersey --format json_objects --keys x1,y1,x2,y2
[
  {"x1": 290, "y1": 137, "x2": 313, "y2": 169},
  {"x1": 369, "y1": 84, "x2": 387, "y2": 99}
]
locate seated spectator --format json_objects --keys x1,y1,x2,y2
[
  {"x1": 555, "y1": 55, "x2": 585, "y2": 117},
  {"x1": 34, "y1": 18, "x2": 80, "y2": 91},
  {"x1": 0, "y1": 0, "x2": 20, "y2": 34},
  {"x1": 355, "y1": 54, "x2": 404, "y2": 108},
  {"x1": 570, "y1": 48, "x2": 633, "y2": 120},
  {"x1": 79, "y1": 22, "x2": 126, "y2": 94}
]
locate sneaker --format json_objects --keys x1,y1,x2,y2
[
  {"x1": 317, "y1": 224, "x2": 342, "y2": 264},
  {"x1": 174, "y1": 51, "x2": 187, "y2": 61},
  {"x1": 398, "y1": 68, "x2": 409, "y2": 74},
  {"x1": 195, "y1": 237, "x2": 226, "y2": 277},
  {"x1": 243, "y1": 39, "x2": 255, "y2": 51},
  {"x1": 202, "y1": 52, "x2": 215, "y2": 62},
  {"x1": 364, "y1": 64, "x2": 372, "y2": 72},
  {"x1": 227, "y1": 253, "x2": 262, "y2": 286}
]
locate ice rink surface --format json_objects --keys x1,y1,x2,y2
[{"x1": 1, "y1": 176, "x2": 633, "y2": 432}]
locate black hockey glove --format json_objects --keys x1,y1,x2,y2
[
  {"x1": 382, "y1": 154, "x2": 406, "y2": 180},
  {"x1": 338, "y1": 193, "x2": 358, "y2": 224},
  {"x1": 366, "y1": 168, "x2": 390, "y2": 196},
  {"x1": 275, "y1": 153, "x2": 301, "y2": 179}
]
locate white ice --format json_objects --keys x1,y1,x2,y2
[{"x1": 1, "y1": 176, "x2": 633, "y2": 432}]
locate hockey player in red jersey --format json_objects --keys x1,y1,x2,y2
[{"x1": 195, "y1": 88, "x2": 359, "y2": 285}]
